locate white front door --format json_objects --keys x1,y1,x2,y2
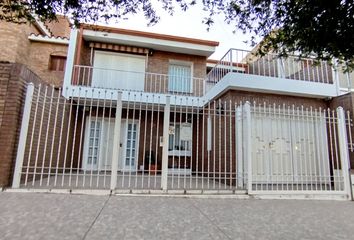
[
  {"x1": 120, "y1": 121, "x2": 139, "y2": 172},
  {"x1": 83, "y1": 119, "x2": 101, "y2": 170},
  {"x1": 83, "y1": 118, "x2": 140, "y2": 172},
  {"x1": 92, "y1": 51, "x2": 146, "y2": 90}
]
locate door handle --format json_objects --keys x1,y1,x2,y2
[{"x1": 120, "y1": 143, "x2": 122, "y2": 147}]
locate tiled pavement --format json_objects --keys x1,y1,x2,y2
[{"x1": 1, "y1": 192, "x2": 354, "y2": 240}]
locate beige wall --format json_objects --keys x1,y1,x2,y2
[
  {"x1": 27, "y1": 41, "x2": 68, "y2": 86},
  {"x1": 0, "y1": 21, "x2": 69, "y2": 87},
  {"x1": 0, "y1": 22, "x2": 39, "y2": 65}
]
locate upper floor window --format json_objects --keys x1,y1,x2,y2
[
  {"x1": 168, "y1": 60, "x2": 193, "y2": 93},
  {"x1": 49, "y1": 55, "x2": 67, "y2": 71}
]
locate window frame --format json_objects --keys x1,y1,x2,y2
[
  {"x1": 168, "y1": 122, "x2": 192, "y2": 156},
  {"x1": 168, "y1": 59, "x2": 194, "y2": 94},
  {"x1": 49, "y1": 55, "x2": 67, "y2": 72}
]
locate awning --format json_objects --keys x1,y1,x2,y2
[{"x1": 89, "y1": 42, "x2": 150, "y2": 55}]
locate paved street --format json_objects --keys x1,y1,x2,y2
[{"x1": 0, "y1": 192, "x2": 354, "y2": 240}]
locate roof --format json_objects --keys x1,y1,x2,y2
[{"x1": 81, "y1": 24, "x2": 219, "y2": 47}]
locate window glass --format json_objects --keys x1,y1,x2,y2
[
  {"x1": 168, "y1": 123, "x2": 192, "y2": 151},
  {"x1": 168, "y1": 63, "x2": 192, "y2": 93}
]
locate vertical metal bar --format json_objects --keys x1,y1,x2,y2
[
  {"x1": 218, "y1": 100, "x2": 222, "y2": 189},
  {"x1": 161, "y1": 96, "x2": 171, "y2": 191},
  {"x1": 103, "y1": 91, "x2": 113, "y2": 188},
  {"x1": 68, "y1": 89, "x2": 81, "y2": 187},
  {"x1": 327, "y1": 108, "x2": 335, "y2": 191},
  {"x1": 110, "y1": 91, "x2": 123, "y2": 191},
  {"x1": 190, "y1": 100, "x2": 194, "y2": 189},
  {"x1": 122, "y1": 92, "x2": 130, "y2": 188},
  {"x1": 347, "y1": 111, "x2": 353, "y2": 152},
  {"x1": 61, "y1": 88, "x2": 74, "y2": 187},
  {"x1": 332, "y1": 109, "x2": 341, "y2": 190},
  {"x1": 129, "y1": 94, "x2": 137, "y2": 188},
  {"x1": 224, "y1": 101, "x2": 227, "y2": 189},
  {"x1": 236, "y1": 105, "x2": 243, "y2": 189},
  {"x1": 12, "y1": 83, "x2": 35, "y2": 188},
  {"x1": 336, "y1": 107, "x2": 352, "y2": 197},
  {"x1": 196, "y1": 98, "x2": 200, "y2": 189},
  {"x1": 39, "y1": 86, "x2": 54, "y2": 186},
  {"x1": 54, "y1": 88, "x2": 67, "y2": 187},
  {"x1": 141, "y1": 95, "x2": 148, "y2": 188},
  {"x1": 148, "y1": 94, "x2": 154, "y2": 188},
  {"x1": 135, "y1": 94, "x2": 143, "y2": 189},
  {"x1": 154, "y1": 96, "x2": 161, "y2": 188},
  {"x1": 213, "y1": 101, "x2": 216, "y2": 189},
  {"x1": 229, "y1": 100, "x2": 233, "y2": 189},
  {"x1": 32, "y1": 86, "x2": 48, "y2": 186},
  {"x1": 244, "y1": 102, "x2": 252, "y2": 193},
  {"x1": 47, "y1": 88, "x2": 61, "y2": 186}
]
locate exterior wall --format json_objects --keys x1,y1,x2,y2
[
  {"x1": 0, "y1": 63, "x2": 42, "y2": 187},
  {"x1": 27, "y1": 41, "x2": 68, "y2": 86},
  {"x1": 44, "y1": 16, "x2": 71, "y2": 39},
  {"x1": 0, "y1": 22, "x2": 40, "y2": 64},
  {"x1": 330, "y1": 93, "x2": 354, "y2": 168},
  {"x1": 217, "y1": 90, "x2": 328, "y2": 108},
  {"x1": 147, "y1": 50, "x2": 206, "y2": 78},
  {"x1": 0, "y1": 20, "x2": 69, "y2": 87}
]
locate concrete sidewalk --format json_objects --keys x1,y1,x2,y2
[{"x1": 0, "y1": 192, "x2": 354, "y2": 240}]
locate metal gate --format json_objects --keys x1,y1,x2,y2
[{"x1": 11, "y1": 83, "x2": 352, "y2": 198}]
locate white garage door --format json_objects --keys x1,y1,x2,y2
[
  {"x1": 92, "y1": 51, "x2": 146, "y2": 90},
  {"x1": 250, "y1": 110, "x2": 330, "y2": 184}
]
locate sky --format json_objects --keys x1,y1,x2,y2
[{"x1": 105, "y1": 2, "x2": 253, "y2": 61}]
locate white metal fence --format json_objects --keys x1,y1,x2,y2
[
  {"x1": 206, "y1": 48, "x2": 334, "y2": 88},
  {"x1": 12, "y1": 83, "x2": 352, "y2": 198}
]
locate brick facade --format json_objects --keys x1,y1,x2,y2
[
  {"x1": 0, "y1": 22, "x2": 39, "y2": 65},
  {"x1": 0, "y1": 63, "x2": 43, "y2": 187},
  {"x1": 0, "y1": 20, "x2": 69, "y2": 87}
]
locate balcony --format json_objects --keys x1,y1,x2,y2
[
  {"x1": 66, "y1": 49, "x2": 339, "y2": 102},
  {"x1": 204, "y1": 49, "x2": 338, "y2": 99},
  {"x1": 207, "y1": 48, "x2": 334, "y2": 85},
  {"x1": 71, "y1": 65, "x2": 205, "y2": 97}
]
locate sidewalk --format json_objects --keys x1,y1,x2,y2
[{"x1": 0, "y1": 192, "x2": 354, "y2": 240}]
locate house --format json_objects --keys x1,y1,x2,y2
[
  {"x1": 9, "y1": 24, "x2": 354, "y2": 199},
  {"x1": 0, "y1": 16, "x2": 70, "y2": 187}
]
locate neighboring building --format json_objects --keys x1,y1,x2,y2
[
  {"x1": 0, "y1": 16, "x2": 70, "y2": 187},
  {"x1": 6, "y1": 24, "x2": 354, "y2": 199}
]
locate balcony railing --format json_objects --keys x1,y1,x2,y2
[
  {"x1": 206, "y1": 48, "x2": 334, "y2": 88},
  {"x1": 71, "y1": 65, "x2": 205, "y2": 97}
]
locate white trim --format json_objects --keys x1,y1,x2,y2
[
  {"x1": 63, "y1": 29, "x2": 78, "y2": 98},
  {"x1": 204, "y1": 72, "x2": 338, "y2": 101},
  {"x1": 83, "y1": 29, "x2": 216, "y2": 57},
  {"x1": 28, "y1": 34, "x2": 69, "y2": 45}
]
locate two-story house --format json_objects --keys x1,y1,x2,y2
[{"x1": 10, "y1": 24, "x2": 353, "y2": 199}]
